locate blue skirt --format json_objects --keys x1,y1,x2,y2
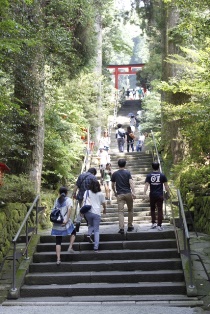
[{"x1": 51, "y1": 223, "x2": 75, "y2": 236}]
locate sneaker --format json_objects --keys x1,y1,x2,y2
[
  {"x1": 151, "y1": 223, "x2": 157, "y2": 229},
  {"x1": 67, "y1": 247, "x2": 74, "y2": 253},
  {"x1": 118, "y1": 229, "x2": 124, "y2": 234},
  {"x1": 56, "y1": 260, "x2": 61, "y2": 265},
  {"x1": 127, "y1": 226, "x2": 134, "y2": 232},
  {"x1": 86, "y1": 235, "x2": 94, "y2": 243},
  {"x1": 157, "y1": 226, "x2": 163, "y2": 231}
]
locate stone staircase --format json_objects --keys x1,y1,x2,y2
[
  {"x1": 93, "y1": 151, "x2": 153, "y2": 226},
  {"x1": 20, "y1": 231, "x2": 185, "y2": 299},
  {"x1": 18, "y1": 232, "x2": 202, "y2": 307},
  {"x1": 6, "y1": 100, "x2": 203, "y2": 307}
]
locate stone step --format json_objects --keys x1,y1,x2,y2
[
  {"x1": 29, "y1": 258, "x2": 182, "y2": 273},
  {"x1": 99, "y1": 219, "x2": 170, "y2": 225},
  {"x1": 99, "y1": 219, "x2": 170, "y2": 226},
  {"x1": 32, "y1": 248, "x2": 180, "y2": 263},
  {"x1": 100, "y1": 217, "x2": 155, "y2": 223},
  {"x1": 39, "y1": 231, "x2": 176, "y2": 243},
  {"x1": 104, "y1": 203, "x2": 150, "y2": 208},
  {"x1": 20, "y1": 282, "x2": 186, "y2": 298},
  {"x1": 100, "y1": 211, "x2": 150, "y2": 217},
  {"x1": 108, "y1": 154, "x2": 152, "y2": 159},
  {"x1": 24, "y1": 270, "x2": 184, "y2": 286},
  {"x1": 36, "y1": 239, "x2": 177, "y2": 252},
  {"x1": 3, "y1": 295, "x2": 204, "y2": 307}
]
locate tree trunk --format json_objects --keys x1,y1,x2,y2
[
  {"x1": 13, "y1": 1, "x2": 45, "y2": 194},
  {"x1": 161, "y1": 1, "x2": 188, "y2": 164}
]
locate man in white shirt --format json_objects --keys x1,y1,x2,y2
[
  {"x1": 97, "y1": 148, "x2": 109, "y2": 183},
  {"x1": 115, "y1": 124, "x2": 125, "y2": 152}
]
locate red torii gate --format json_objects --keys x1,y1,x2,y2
[{"x1": 107, "y1": 63, "x2": 145, "y2": 90}]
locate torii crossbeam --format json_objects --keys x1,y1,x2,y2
[{"x1": 107, "y1": 63, "x2": 145, "y2": 90}]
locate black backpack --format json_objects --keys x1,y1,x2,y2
[{"x1": 50, "y1": 198, "x2": 67, "y2": 224}]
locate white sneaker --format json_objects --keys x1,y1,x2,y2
[
  {"x1": 157, "y1": 226, "x2": 163, "y2": 231},
  {"x1": 67, "y1": 247, "x2": 75, "y2": 253},
  {"x1": 151, "y1": 223, "x2": 157, "y2": 229}
]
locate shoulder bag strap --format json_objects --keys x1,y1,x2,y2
[
  {"x1": 57, "y1": 197, "x2": 68, "y2": 218},
  {"x1": 78, "y1": 173, "x2": 91, "y2": 188}
]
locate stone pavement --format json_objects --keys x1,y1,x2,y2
[{"x1": 0, "y1": 303, "x2": 208, "y2": 314}]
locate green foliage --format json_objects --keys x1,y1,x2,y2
[
  {"x1": 44, "y1": 0, "x2": 97, "y2": 78},
  {"x1": 140, "y1": 91, "x2": 161, "y2": 133},
  {"x1": 157, "y1": 44, "x2": 210, "y2": 161},
  {"x1": 104, "y1": 3, "x2": 147, "y2": 66},
  {"x1": 0, "y1": 174, "x2": 36, "y2": 203},
  {"x1": 43, "y1": 71, "x2": 114, "y2": 186},
  {"x1": 0, "y1": 0, "x2": 112, "y2": 185},
  {"x1": 174, "y1": 164, "x2": 210, "y2": 235},
  {"x1": 133, "y1": 0, "x2": 210, "y2": 235},
  {"x1": 0, "y1": 89, "x2": 31, "y2": 167}
]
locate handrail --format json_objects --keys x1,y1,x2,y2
[
  {"x1": 177, "y1": 189, "x2": 190, "y2": 240},
  {"x1": 177, "y1": 189, "x2": 195, "y2": 289},
  {"x1": 177, "y1": 189, "x2": 210, "y2": 284},
  {"x1": 10, "y1": 194, "x2": 40, "y2": 293},
  {"x1": 183, "y1": 203, "x2": 198, "y2": 237},
  {"x1": 150, "y1": 131, "x2": 209, "y2": 292}
]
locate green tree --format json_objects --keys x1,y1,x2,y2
[{"x1": 0, "y1": 0, "x2": 98, "y2": 193}]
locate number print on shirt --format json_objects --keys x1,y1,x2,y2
[{"x1": 151, "y1": 174, "x2": 160, "y2": 183}]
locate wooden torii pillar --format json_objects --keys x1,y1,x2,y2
[{"x1": 107, "y1": 63, "x2": 145, "y2": 90}]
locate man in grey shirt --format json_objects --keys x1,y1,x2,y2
[{"x1": 111, "y1": 158, "x2": 136, "y2": 234}]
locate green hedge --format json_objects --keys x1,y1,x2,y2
[
  {"x1": 179, "y1": 165, "x2": 210, "y2": 235},
  {"x1": 0, "y1": 203, "x2": 27, "y2": 264}
]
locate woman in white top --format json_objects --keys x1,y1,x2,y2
[
  {"x1": 99, "y1": 130, "x2": 110, "y2": 151},
  {"x1": 130, "y1": 115, "x2": 136, "y2": 132},
  {"x1": 83, "y1": 181, "x2": 106, "y2": 251}
]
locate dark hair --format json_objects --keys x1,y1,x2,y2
[
  {"x1": 88, "y1": 167, "x2": 97, "y2": 175},
  {"x1": 106, "y1": 163, "x2": 111, "y2": 167},
  {"x1": 152, "y1": 162, "x2": 159, "y2": 170},
  {"x1": 58, "y1": 186, "x2": 68, "y2": 204},
  {"x1": 117, "y1": 124, "x2": 122, "y2": 128},
  {"x1": 118, "y1": 158, "x2": 126, "y2": 168},
  {"x1": 89, "y1": 180, "x2": 101, "y2": 193},
  {"x1": 127, "y1": 126, "x2": 131, "y2": 133}
]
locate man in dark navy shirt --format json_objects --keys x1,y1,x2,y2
[
  {"x1": 72, "y1": 168, "x2": 98, "y2": 231},
  {"x1": 143, "y1": 162, "x2": 170, "y2": 231},
  {"x1": 72, "y1": 168, "x2": 97, "y2": 207}
]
